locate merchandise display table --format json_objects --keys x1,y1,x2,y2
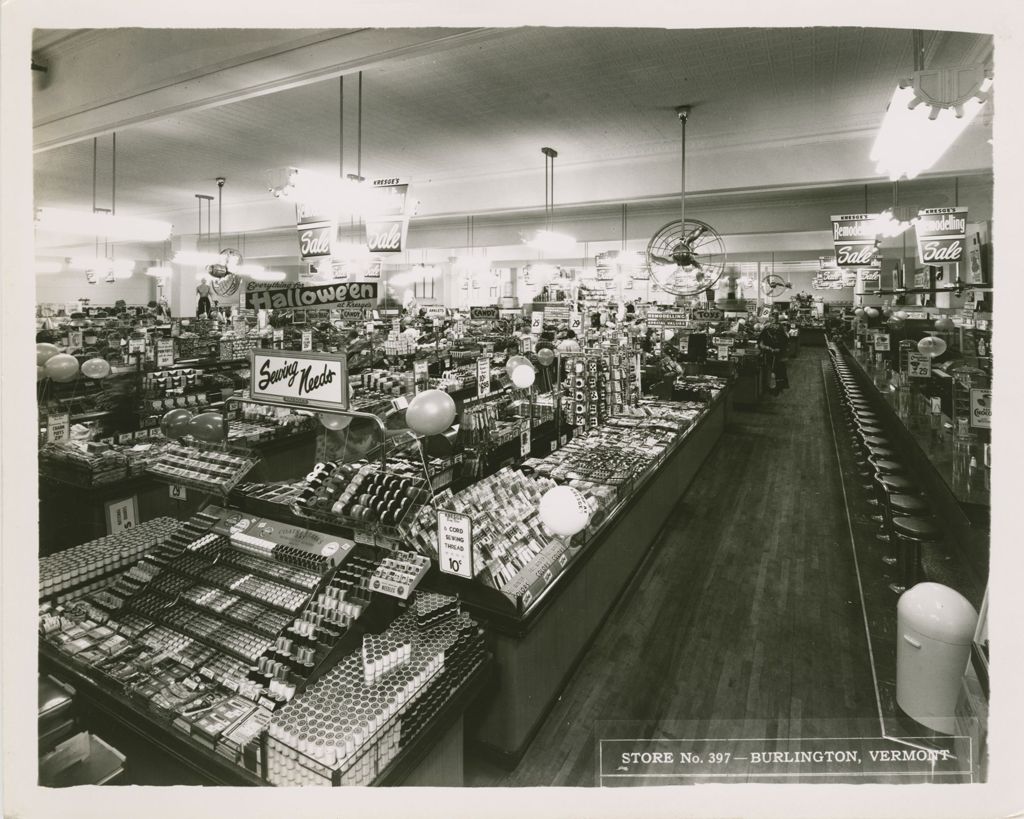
[
  {"x1": 40, "y1": 639, "x2": 492, "y2": 787},
  {"x1": 449, "y1": 387, "x2": 730, "y2": 764}
]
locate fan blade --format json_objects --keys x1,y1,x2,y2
[
  {"x1": 682, "y1": 224, "x2": 707, "y2": 247},
  {"x1": 649, "y1": 254, "x2": 676, "y2": 266}
]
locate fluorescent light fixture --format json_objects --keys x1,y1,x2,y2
[
  {"x1": 872, "y1": 209, "x2": 920, "y2": 238},
  {"x1": 111, "y1": 259, "x2": 136, "y2": 279},
  {"x1": 527, "y1": 230, "x2": 577, "y2": 255},
  {"x1": 235, "y1": 263, "x2": 265, "y2": 275},
  {"x1": 70, "y1": 255, "x2": 111, "y2": 272},
  {"x1": 35, "y1": 207, "x2": 172, "y2": 241},
  {"x1": 146, "y1": 266, "x2": 173, "y2": 277},
  {"x1": 173, "y1": 250, "x2": 223, "y2": 266},
  {"x1": 247, "y1": 269, "x2": 287, "y2": 282},
  {"x1": 35, "y1": 260, "x2": 65, "y2": 274},
  {"x1": 870, "y1": 71, "x2": 993, "y2": 181},
  {"x1": 333, "y1": 242, "x2": 371, "y2": 262},
  {"x1": 268, "y1": 167, "x2": 370, "y2": 218}
]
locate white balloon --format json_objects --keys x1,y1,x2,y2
[
  {"x1": 510, "y1": 364, "x2": 536, "y2": 388},
  {"x1": 538, "y1": 485, "x2": 592, "y2": 538},
  {"x1": 320, "y1": 413, "x2": 353, "y2": 431}
]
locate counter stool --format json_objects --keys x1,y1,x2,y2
[
  {"x1": 869, "y1": 471, "x2": 919, "y2": 516},
  {"x1": 889, "y1": 516, "x2": 942, "y2": 594},
  {"x1": 865, "y1": 456, "x2": 905, "y2": 492},
  {"x1": 878, "y1": 493, "x2": 930, "y2": 554}
]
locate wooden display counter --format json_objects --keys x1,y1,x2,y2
[{"x1": 459, "y1": 388, "x2": 729, "y2": 765}]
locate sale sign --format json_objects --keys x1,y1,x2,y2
[
  {"x1": 297, "y1": 221, "x2": 334, "y2": 259},
  {"x1": 831, "y1": 214, "x2": 881, "y2": 268},
  {"x1": 916, "y1": 207, "x2": 968, "y2": 266},
  {"x1": 366, "y1": 219, "x2": 406, "y2": 253}
]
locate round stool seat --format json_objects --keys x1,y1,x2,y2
[
  {"x1": 868, "y1": 458, "x2": 904, "y2": 474},
  {"x1": 859, "y1": 425, "x2": 884, "y2": 436},
  {"x1": 865, "y1": 446, "x2": 897, "y2": 460},
  {"x1": 891, "y1": 494, "x2": 929, "y2": 515},
  {"x1": 878, "y1": 473, "x2": 917, "y2": 493},
  {"x1": 892, "y1": 515, "x2": 941, "y2": 541},
  {"x1": 862, "y1": 435, "x2": 889, "y2": 447},
  {"x1": 856, "y1": 417, "x2": 881, "y2": 427}
]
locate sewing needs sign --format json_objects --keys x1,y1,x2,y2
[{"x1": 249, "y1": 350, "x2": 348, "y2": 412}]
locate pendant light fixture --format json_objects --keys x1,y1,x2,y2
[
  {"x1": 527, "y1": 147, "x2": 576, "y2": 255},
  {"x1": 873, "y1": 179, "x2": 920, "y2": 238},
  {"x1": 870, "y1": 29, "x2": 993, "y2": 181},
  {"x1": 37, "y1": 132, "x2": 172, "y2": 243}
]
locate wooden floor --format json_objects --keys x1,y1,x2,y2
[{"x1": 466, "y1": 347, "x2": 976, "y2": 787}]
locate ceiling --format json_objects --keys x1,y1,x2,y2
[{"x1": 32, "y1": 26, "x2": 995, "y2": 252}]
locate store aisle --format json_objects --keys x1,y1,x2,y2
[{"x1": 467, "y1": 347, "x2": 881, "y2": 786}]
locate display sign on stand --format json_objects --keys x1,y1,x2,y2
[
  {"x1": 646, "y1": 310, "x2": 690, "y2": 329},
  {"x1": 569, "y1": 309, "x2": 583, "y2": 335},
  {"x1": 907, "y1": 353, "x2": 932, "y2": 378},
  {"x1": 169, "y1": 484, "x2": 188, "y2": 500},
  {"x1": 437, "y1": 510, "x2": 474, "y2": 578},
  {"x1": 249, "y1": 350, "x2": 348, "y2": 412},
  {"x1": 969, "y1": 389, "x2": 992, "y2": 429},
  {"x1": 530, "y1": 312, "x2": 544, "y2": 334},
  {"x1": 476, "y1": 357, "x2": 491, "y2": 398},
  {"x1": 470, "y1": 306, "x2": 499, "y2": 321},
  {"x1": 520, "y1": 425, "x2": 532, "y2": 458},
  {"x1": 105, "y1": 496, "x2": 139, "y2": 534},
  {"x1": 156, "y1": 338, "x2": 175, "y2": 367},
  {"x1": 301, "y1": 330, "x2": 313, "y2": 352},
  {"x1": 46, "y1": 412, "x2": 70, "y2": 444},
  {"x1": 413, "y1": 359, "x2": 429, "y2": 392},
  {"x1": 873, "y1": 333, "x2": 891, "y2": 352}
]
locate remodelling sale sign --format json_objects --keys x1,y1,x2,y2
[
  {"x1": 831, "y1": 214, "x2": 882, "y2": 268},
  {"x1": 245, "y1": 281, "x2": 378, "y2": 311},
  {"x1": 249, "y1": 349, "x2": 349, "y2": 412}
]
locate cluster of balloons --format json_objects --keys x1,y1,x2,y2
[
  {"x1": 538, "y1": 484, "x2": 593, "y2": 538},
  {"x1": 505, "y1": 355, "x2": 537, "y2": 389},
  {"x1": 406, "y1": 389, "x2": 457, "y2": 437},
  {"x1": 37, "y1": 343, "x2": 112, "y2": 382},
  {"x1": 934, "y1": 317, "x2": 955, "y2": 332},
  {"x1": 160, "y1": 408, "x2": 228, "y2": 442}
]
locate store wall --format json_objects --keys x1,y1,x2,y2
[{"x1": 35, "y1": 269, "x2": 155, "y2": 309}]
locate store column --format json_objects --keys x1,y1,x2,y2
[{"x1": 170, "y1": 235, "x2": 198, "y2": 318}]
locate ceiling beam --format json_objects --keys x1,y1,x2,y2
[{"x1": 33, "y1": 27, "x2": 509, "y2": 153}]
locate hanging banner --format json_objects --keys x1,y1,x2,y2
[
  {"x1": 831, "y1": 214, "x2": 882, "y2": 268},
  {"x1": 818, "y1": 255, "x2": 837, "y2": 270},
  {"x1": 245, "y1": 281, "x2": 378, "y2": 311},
  {"x1": 364, "y1": 177, "x2": 412, "y2": 254},
  {"x1": 915, "y1": 207, "x2": 968, "y2": 265},
  {"x1": 249, "y1": 349, "x2": 348, "y2": 411},
  {"x1": 297, "y1": 221, "x2": 334, "y2": 259}
]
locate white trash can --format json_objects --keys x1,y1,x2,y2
[{"x1": 896, "y1": 582, "x2": 978, "y2": 734}]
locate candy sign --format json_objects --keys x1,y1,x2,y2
[{"x1": 907, "y1": 353, "x2": 932, "y2": 378}]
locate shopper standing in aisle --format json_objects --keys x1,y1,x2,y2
[
  {"x1": 195, "y1": 278, "x2": 212, "y2": 318},
  {"x1": 758, "y1": 314, "x2": 790, "y2": 395}
]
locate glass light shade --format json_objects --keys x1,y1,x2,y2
[
  {"x1": 527, "y1": 230, "x2": 577, "y2": 255},
  {"x1": 247, "y1": 269, "x2": 287, "y2": 282},
  {"x1": 271, "y1": 168, "x2": 370, "y2": 218},
  {"x1": 870, "y1": 78, "x2": 992, "y2": 181},
  {"x1": 35, "y1": 208, "x2": 172, "y2": 242},
  {"x1": 173, "y1": 250, "x2": 223, "y2": 266}
]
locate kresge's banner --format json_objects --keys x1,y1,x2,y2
[
  {"x1": 916, "y1": 207, "x2": 968, "y2": 265},
  {"x1": 831, "y1": 214, "x2": 881, "y2": 268},
  {"x1": 245, "y1": 281, "x2": 378, "y2": 311},
  {"x1": 250, "y1": 349, "x2": 349, "y2": 412}
]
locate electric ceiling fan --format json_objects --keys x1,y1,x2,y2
[
  {"x1": 645, "y1": 106, "x2": 728, "y2": 298},
  {"x1": 761, "y1": 274, "x2": 793, "y2": 299},
  {"x1": 207, "y1": 178, "x2": 241, "y2": 297}
]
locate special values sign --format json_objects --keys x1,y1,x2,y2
[
  {"x1": 245, "y1": 281, "x2": 378, "y2": 311},
  {"x1": 831, "y1": 214, "x2": 882, "y2": 268},
  {"x1": 916, "y1": 207, "x2": 968, "y2": 266},
  {"x1": 249, "y1": 350, "x2": 348, "y2": 412}
]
